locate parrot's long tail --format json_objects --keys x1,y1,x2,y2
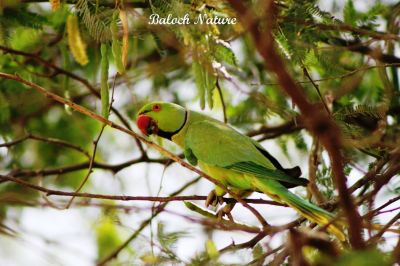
[{"x1": 252, "y1": 178, "x2": 346, "y2": 241}]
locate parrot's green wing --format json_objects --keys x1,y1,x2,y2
[
  {"x1": 226, "y1": 161, "x2": 307, "y2": 186},
  {"x1": 251, "y1": 139, "x2": 304, "y2": 187},
  {"x1": 185, "y1": 120, "x2": 308, "y2": 186}
]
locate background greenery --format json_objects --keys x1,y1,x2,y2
[{"x1": 0, "y1": 0, "x2": 399, "y2": 265}]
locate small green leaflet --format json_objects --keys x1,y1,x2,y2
[{"x1": 214, "y1": 40, "x2": 236, "y2": 66}]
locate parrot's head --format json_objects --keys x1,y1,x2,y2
[{"x1": 136, "y1": 102, "x2": 187, "y2": 139}]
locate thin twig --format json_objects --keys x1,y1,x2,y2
[
  {"x1": 216, "y1": 79, "x2": 227, "y2": 123},
  {"x1": 253, "y1": 63, "x2": 400, "y2": 87},
  {"x1": 270, "y1": 248, "x2": 289, "y2": 266},
  {"x1": 0, "y1": 134, "x2": 90, "y2": 158},
  {"x1": 364, "y1": 195, "x2": 400, "y2": 219},
  {"x1": 248, "y1": 117, "x2": 302, "y2": 139},
  {"x1": 279, "y1": 17, "x2": 400, "y2": 41},
  {"x1": 246, "y1": 245, "x2": 284, "y2": 266},
  {"x1": 219, "y1": 231, "x2": 267, "y2": 256},
  {"x1": 0, "y1": 174, "x2": 286, "y2": 205},
  {"x1": 2, "y1": 157, "x2": 168, "y2": 182},
  {"x1": 349, "y1": 157, "x2": 388, "y2": 194},
  {"x1": 0, "y1": 135, "x2": 30, "y2": 147},
  {"x1": 65, "y1": 124, "x2": 106, "y2": 209},
  {"x1": 360, "y1": 160, "x2": 400, "y2": 205},
  {"x1": 302, "y1": 66, "x2": 330, "y2": 115},
  {"x1": 97, "y1": 177, "x2": 200, "y2": 266},
  {"x1": 368, "y1": 212, "x2": 400, "y2": 244},
  {"x1": 66, "y1": 74, "x2": 118, "y2": 208}
]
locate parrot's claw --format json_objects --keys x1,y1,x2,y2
[
  {"x1": 205, "y1": 190, "x2": 224, "y2": 208},
  {"x1": 216, "y1": 204, "x2": 235, "y2": 222}
]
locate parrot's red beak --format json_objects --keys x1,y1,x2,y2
[{"x1": 137, "y1": 115, "x2": 158, "y2": 136}]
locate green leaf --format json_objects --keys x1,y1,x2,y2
[
  {"x1": 140, "y1": 253, "x2": 161, "y2": 265},
  {"x1": 344, "y1": 0, "x2": 357, "y2": 26},
  {"x1": 9, "y1": 27, "x2": 41, "y2": 51},
  {"x1": 157, "y1": 222, "x2": 187, "y2": 251},
  {"x1": 184, "y1": 201, "x2": 216, "y2": 218},
  {"x1": 96, "y1": 215, "x2": 122, "y2": 260},
  {"x1": 294, "y1": 133, "x2": 307, "y2": 151},
  {"x1": 205, "y1": 239, "x2": 219, "y2": 261},
  {"x1": 2, "y1": 8, "x2": 48, "y2": 29},
  {"x1": 214, "y1": 41, "x2": 236, "y2": 66},
  {"x1": 252, "y1": 244, "x2": 263, "y2": 260}
]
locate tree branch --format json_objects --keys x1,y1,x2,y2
[
  {"x1": 2, "y1": 157, "x2": 168, "y2": 182},
  {"x1": 307, "y1": 139, "x2": 326, "y2": 204},
  {"x1": 247, "y1": 117, "x2": 302, "y2": 138},
  {"x1": 219, "y1": 231, "x2": 267, "y2": 253},
  {"x1": 0, "y1": 133, "x2": 90, "y2": 158},
  {"x1": 228, "y1": 0, "x2": 365, "y2": 249},
  {"x1": 0, "y1": 174, "x2": 287, "y2": 206},
  {"x1": 329, "y1": 37, "x2": 400, "y2": 64}
]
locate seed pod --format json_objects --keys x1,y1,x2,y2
[
  {"x1": 192, "y1": 60, "x2": 205, "y2": 110},
  {"x1": 67, "y1": 15, "x2": 89, "y2": 66},
  {"x1": 64, "y1": 91, "x2": 72, "y2": 115},
  {"x1": 100, "y1": 43, "x2": 110, "y2": 118},
  {"x1": 0, "y1": 23, "x2": 4, "y2": 45},
  {"x1": 111, "y1": 10, "x2": 124, "y2": 74},
  {"x1": 206, "y1": 70, "x2": 216, "y2": 110},
  {"x1": 119, "y1": 9, "x2": 129, "y2": 68},
  {"x1": 50, "y1": 0, "x2": 60, "y2": 11},
  {"x1": 61, "y1": 44, "x2": 72, "y2": 114}
]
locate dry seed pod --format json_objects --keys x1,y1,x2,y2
[
  {"x1": 50, "y1": 0, "x2": 60, "y2": 11},
  {"x1": 67, "y1": 15, "x2": 89, "y2": 66},
  {"x1": 119, "y1": 9, "x2": 129, "y2": 68}
]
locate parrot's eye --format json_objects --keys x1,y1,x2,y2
[{"x1": 152, "y1": 104, "x2": 161, "y2": 112}]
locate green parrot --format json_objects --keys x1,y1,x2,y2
[{"x1": 137, "y1": 102, "x2": 344, "y2": 240}]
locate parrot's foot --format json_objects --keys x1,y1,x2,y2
[
  {"x1": 216, "y1": 203, "x2": 235, "y2": 222},
  {"x1": 205, "y1": 190, "x2": 225, "y2": 208}
]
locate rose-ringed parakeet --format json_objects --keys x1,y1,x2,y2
[{"x1": 137, "y1": 102, "x2": 344, "y2": 240}]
